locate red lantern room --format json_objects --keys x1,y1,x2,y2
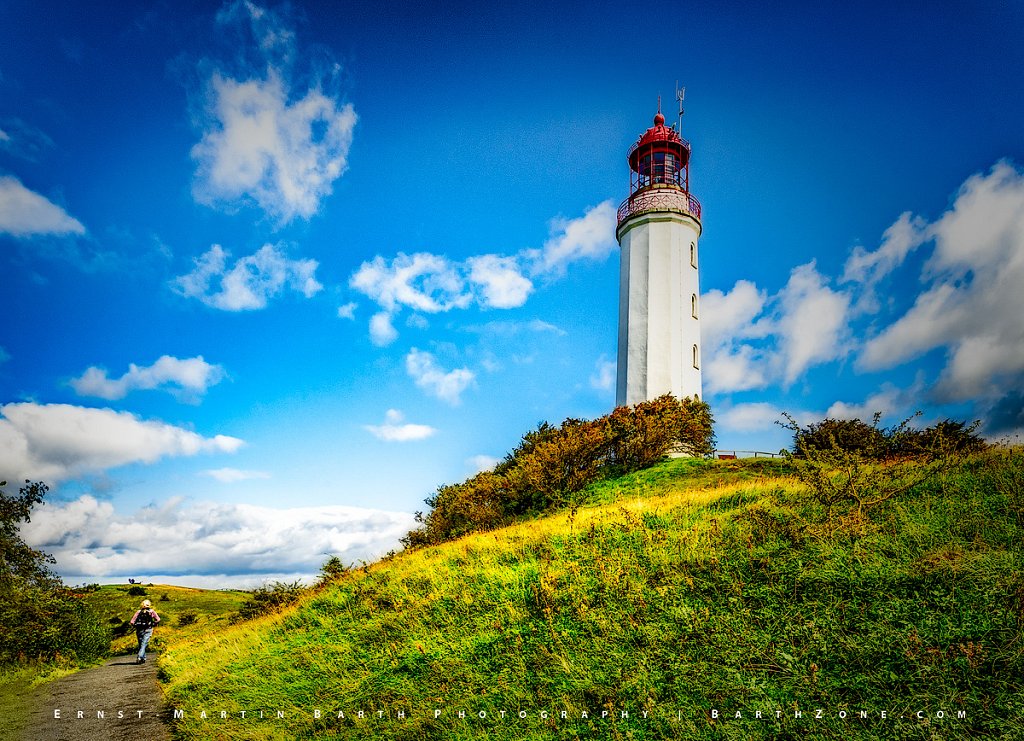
[
  {"x1": 629, "y1": 110, "x2": 690, "y2": 191},
  {"x1": 616, "y1": 103, "x2": 701, "y2": 230}
]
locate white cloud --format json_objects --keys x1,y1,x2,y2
[
  {"x1": 700, "y1": 265, "x2": 851, "y2": 394},
  {"x1": 405, "y1": 348, "x2": 475, "y2": 405},
  {"x1": 191, "y1": 0, "x2": 356, "y2": 224},
  {"x1": 0, "y1": 402, "x2": 243, "y2": 483},
  {"x1": 701, "y1": 280, "x2": 771, "y2": 395},
  {"x1": 467, "y1": 454, "x2": 500, "y2": 474},
  {"x1": 826, "y1": 379, "x2": 923, "y2": 422},
  {"x1": 590, "y1": 355, "x2": 616, "y2": 392},
  {"x1": 466, "y1": 254, "x2": 533, "y2": 308},
  {"x1": 21, "y1": 495, "x2": 416, "y2": 586},
  {"x1": 173, "y1": 243, "x2": 322, "y2": 311},
  {"x1": 530, "y1": 200, "x2": 617, "y2": 277},
  {"x1": 464, "y1": 319, "x2": 566, "y2": 337},
  {"x1": 336, "y1": 302, "x2": 357, "y2": 319},
  {"x1": 363, "y1": 409, "x2": 437, "y2": 442},
  {"x1": 350, "y1": 252, "x2": 470, "y2": 315},
  {"x1": 716, "y1": 403, "x2": 818, "y2": 434},
  {"x1": 351, "y1": 251, "x2": 536, "y2": 345},
  {"x1": 202, "y1": 468, "x2": 271, "y2": 483},
  {"x1": 842, "y1": 211, "x2": 928, "y2": 311},
  {"x1": 70, "y1": 355, "x2": 225, "y2": 401},
  {"x1": 349, "y1": 203, "x2": 615, "y2": 344},
  {"x1": 716, "y1": 403, "x2": 786, "y2": 433},
  {"x1": 705, "y1": 344, "x2": 769, "y2": 395},
  {"x1": 368, "y1": 311, "x2": 399, "y2": 346},
  {"x1": 700, "y1": 279, "x2": 769, "y2": 350},
  {"x1": 858, "y1": 162, "x2": 1024, "y2": 402},
  {"x1": 773, "y1": 262, "x2": 852, "y2": 385},
  {"x1": 0, "y1": 175, "x2": 85, "y2": 237}
]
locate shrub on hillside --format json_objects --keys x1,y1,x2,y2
[
  {"x1": 610, "y1": 394, "x2": 716, "y2": 470},
  {"x1": 177, "y1": 609, "x2": 199, "y2": 627},
  {"x1": 0, "y1": 586, "x2": 109, "y2": 664},
  {"x1": 495, "y1": 422, "x2": 558, "y2": 476},
  {"x1": 316, "y1": 556, "x2": 350, "y2": 587},
  {"x1": 441, "y1": 472, "x2": 508, "y2": 529},
  {"x1": 890, "y1": 418, "x2": 988, "y2": 457},
  {"x1": 790, "y1": 416, "x2": 887, "y2": 459},
  {"x1": 781, "y1": 413, "x2": 983, "y2": 521},
  {"x1": 519, "y1": 418, "x2": 609, "y2": 510},
  {"x1": 791, "y1": 414, "x2": 986, "y2": 461},
  {"x1": 127, "y1": 585, "x2": 147, "y2": 597},
  {"x1": 232, "y1": 581, "x2": 306, "y2": 622},
  {"x1": 403, "y1": 395, "x2": 716, "y2": 547}
]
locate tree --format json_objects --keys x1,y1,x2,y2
[
  {"x1": 0, "y1": 480, "x2": 109, "y2": 664},
  {"x1": 1, "y1": 481, "x2": 58, "y2": 592}
]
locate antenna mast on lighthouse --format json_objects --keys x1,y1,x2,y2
[{"x1": 675, "y1": 82, "x2": 685, "y2": 130}]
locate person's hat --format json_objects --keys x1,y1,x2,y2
[{"x1": 142, "y1": 599, "x2": 152, "y2": 607}]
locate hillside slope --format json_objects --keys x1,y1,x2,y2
[{"x1": 161, "y1": 453, "x2": 1023, "y2": 740}]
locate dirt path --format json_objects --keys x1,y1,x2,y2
[{"x1": 16, "y1": 655, "x2": 172, "y2": 741}]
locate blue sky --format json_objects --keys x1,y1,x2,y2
[{"x1": 2, "y1": 0, "x2": 1023, "y2": 587}]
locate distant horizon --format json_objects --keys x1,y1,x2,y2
[
  {"x1": 75, "y1": 574, "x2": 321, "y2": 591},
  {"x1": 3, "y1": 0, "x2": 1023, "y2": 585}
]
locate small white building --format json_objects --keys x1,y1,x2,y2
[{"x1": 615, "y1": 106, "x2": 703, "y2": 407}]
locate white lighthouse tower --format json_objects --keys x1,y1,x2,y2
[{"x1": 615, "y1": 97, "x2": 703, "y2": 407}]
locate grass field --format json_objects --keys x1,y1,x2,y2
[{"x1": 158, "y1": 450, "x2": 1024, "y2": 740}]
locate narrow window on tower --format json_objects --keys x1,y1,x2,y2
[
  {"x1": 691, "y1": 293, "x2": 698, "y2": 319},
  {"x1": 692, "y1": 344, "x2": 699, "y2": 369},
  {"x1": 690, "y1": 242, "x2": 697, "y2": 268}
]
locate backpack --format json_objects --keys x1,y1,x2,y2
[{"x1": 135, "y1": 609, "x2": 156, "y2": 629}]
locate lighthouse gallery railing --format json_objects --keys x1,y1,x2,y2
[{"x1": 617, "y1": 188, "x2": 702, "y2": 227}]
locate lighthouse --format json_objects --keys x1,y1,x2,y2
[{"x1": 615, "y1": 97, "x2": 703, "y2": 408}]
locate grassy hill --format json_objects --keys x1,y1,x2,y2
[
  {"x1": 160, "y1": 451, "x2": 1023, "y2": 740},
  {"x1": 83, "y1": 583, "x2": 251, "y2": 657}
]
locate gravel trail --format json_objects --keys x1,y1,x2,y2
[{"x1": 16, "y1": 656, "x2": 172, "y2": 741}]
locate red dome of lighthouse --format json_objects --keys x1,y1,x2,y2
[{"x1": 627, "y1": 111, "x2": 691, "y2": 173}]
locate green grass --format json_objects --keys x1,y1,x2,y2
[{"x1": 160, "y1": 451, "x2": 1023, "y2": 740}]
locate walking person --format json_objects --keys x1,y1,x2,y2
[{"x1": 129, "y1": 599, "x2": 160, "y2": 664}]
